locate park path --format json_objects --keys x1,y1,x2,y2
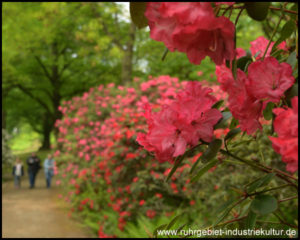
[{"x1": 2, "y1": 172, "x2": 94, "y2": 238}]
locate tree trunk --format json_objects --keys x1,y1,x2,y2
[
  {"x1": 40, "y1": 116, "x2": 52, "y2": 150},
  {"x1": 121, "y1": 21, "x2": 136, "y2": 84}
]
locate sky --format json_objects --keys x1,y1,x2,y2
[{"x1": 116, "y1": 2, "x2": 130, "y2": 22}]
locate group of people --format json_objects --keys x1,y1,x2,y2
[{"x1": 12, "y1": 153, "x2": 55, "y2": 189}]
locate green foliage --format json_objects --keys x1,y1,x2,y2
[
  {"x1": 245, "y1": 2, "x2": 270, "y2": 21},
  {"x1": 250, "y1": 195, "x2": 278, "y2": 215},
  {"x1": 130, "y1": 3, "x2": 148, "y2": 29}
]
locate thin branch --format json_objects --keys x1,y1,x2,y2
[
  {"x1": 269, "y1": 6, "x2": 298, "y2": 15},
  {"x1": 15, "y1": 84, "x2": 53, "y2": 114},
  {"x1": 235, "y1": 7, "x2": 245, "y2": 26},
  {"x1": 278, "y1": 195, "x2": 298, "y2": 203},
  {"x1": 262, "y1": 7, "x2": 285, "y2": 60},
  {"x1": 247, "y1": 184, "x2": 292, "y2": 197},
  {"x1": 58, "y1": 59, "x2": 75, "y2": 77},
  {"x1": 273, "y1": 212, "x2": 298, "y2": 229},
  {"x1": 220, "y1": 149, "x2": 298, "y2": 190},
  {"x1": 219, "y1": 5, "x2": 298, "y2": 15},
  {"x1": 32, "y1": 52, "x2": 52, "y2": 82}
]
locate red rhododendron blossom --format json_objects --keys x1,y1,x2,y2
[
  {"x1": 137, "y1": 105, "x2": 188, "y2": 162},
  {"x1": 137, "y1": 82, "x2": 222, "y2": 162},
  {"x1": 269, "y1": 97, "x2": 298, "y2": 173},
  {"x1": 146, "y1": 210, "x2": 156, "y2": 219},
  {"x1": 247, "y1": 57, "x2": 295, "y2": 103},
  {"x1": 145, "y1": 2, "x2": 235, "y2": 65},
  {"x1": 216, "y1": 65, "x2": 263, "y2": 134},
  {"x1": 171, "y1": 81, "x2": 222, "y2": 144},
  {"x1": 250, "y1": 36, "x2": 287, "y2": 59}
]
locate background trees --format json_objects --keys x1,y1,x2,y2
[{"x1": 3, "y1": 3, "x2": 136, "y2": 149}]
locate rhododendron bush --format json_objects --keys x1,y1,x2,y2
[{"x1": 54, "y1": 2, "x2": 298, "y2": 237}]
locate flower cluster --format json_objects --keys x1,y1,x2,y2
[
  {"x1": 269, "y1": 97, "x2": 298, "y2": 173},
  {"x1": 250, "y1": 36, "x2": 288, "y2": 60},
  {"x1": 145, "y1": 2, "x2": 235, "y2": 65},
  {"x1": 216, "y1": 36, "x2": 295, "y2": 135},
  {"x1": 137, "y1": 81, "x2": 222, "y2": 163}
]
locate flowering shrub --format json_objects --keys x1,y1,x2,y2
[{"x1": 54, "y1": 75, "x2": 231, "y2": 236}]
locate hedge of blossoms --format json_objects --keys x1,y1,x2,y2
[{"x1": 54, "y1": 75, "x2": 230, "y2": 237}]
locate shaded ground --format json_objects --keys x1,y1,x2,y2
[{"x1": 2, "y1": 172, "x2": 94, "y2": 238}]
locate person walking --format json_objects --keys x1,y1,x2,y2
[
  {"x1": 26, "y1": 152, "x2": 41, "y2": 188},
  {"x1": 44, "y1": 154, "x2": 55, "y2": 188},
  {"x1": 12, "y1": 158, "x2": 24, "y2": 188}
]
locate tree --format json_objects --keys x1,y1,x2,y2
[{"x1": 2, "y1": 2, "x2": 130, "y2": 149}]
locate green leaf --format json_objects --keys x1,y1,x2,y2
[
  {"x1": 166, "y1": 155, "x2": 184, "y2": 182},
  {"x1": 214, "y1": 111, "x2": 232, "y2": 129},
  {"x1": 253, "y1": 50, "x2": 262, "y2": 59},
  {"x1": 214, "y1": 207, "x2": 232, "y2": 227},
  {"x1": 201, "y1": 139, "x2": 222, "y2": 163},
  {"x1": 229, "y1": 117, "x2": 239, "y2": 130},
  {"x1": 176, "y1": 223, "x2": 187, "y2": 233},
  {"x1": 190, "y1": 155, "x2": 202, "y2": 174},
  {"x1": 263, "y1": 102, "x2": 274, "y2": 121},
  {"x1": 246, "y1": 210, "x2": 257, "y2": 229},
  {"x1": 280, "y1": 20, "x2": 296, "y2": 41},
  {"x1": 166, "y1": 213, "x2": 184, "y2": 230},
  {"x1": 237, "y1": 56, "x2": 252, "y2": 72},
  {"x1": 191, "y1": 159, "x2": 218, "y2": 183},
  {"x1": 213, "y1": 199, "x2": 241, "y2": 227},
  {"x1": 225, "y1": 59, "x2": 231, "y2": 68},
  {"x1": 245, "y1": 2, "x2": 270, "y2": 21},
  {"x1": 247, "y1": 173, "x2": 276, "y2": 193},
  {"x1": 289, "y1": 3, "x2": 298, "y2": 20},
  {"x1": 161, "y1": 48, "x2": 169, "y2": 61},
  {"x1": 212, "y1": 100, "x2": 224, "y2": 109},
  {"x1": 272, "y1": 21, "x2": 297, "y2": 51},
  {"x1": 225, "y1": 128, "x2": 241, "y2": 143},
  {"x1": 215, "y1": 197, "x2": 235, "y2": 214},
  {"x1": 286, "y1": 51, "x2": 297, "y2": 69},
  {"x1": 285, "y1": 83, "x2": 298, "y2": 102},
  {"x1": 129, "y1": 2, "x2": 148, "y2": 29},
  {"x1": 250, "y1": 195, "x2": 278, "y2": 215}
]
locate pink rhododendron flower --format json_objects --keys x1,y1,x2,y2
[
  {"x1": 146, "y1": 210, "x2": 156, "y2": 219},
  {"x1": 247, "y1": 57, "x2": 295, "y2": 103},
  {"x1": 250, "y1": 36, "x2": 287, "y2": 59},
  {"x1": 139, "y1": 200, "x2": 145, "y2": 206},
  {"x1": 137, "y1": 82, "x2": 222, "y2": 162},
  {"x1": 235, "y1": 47, "x2": 246, "y2": 59},
  {"x1": 216, "y1": 65, "x2": 263, "y2": 134},
  {"x1": 269, "y1": 97, "x2": 298, "y2": 173},
  {"x1": 145, "y1": 2, "x2": 235, "y2": 65}
]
